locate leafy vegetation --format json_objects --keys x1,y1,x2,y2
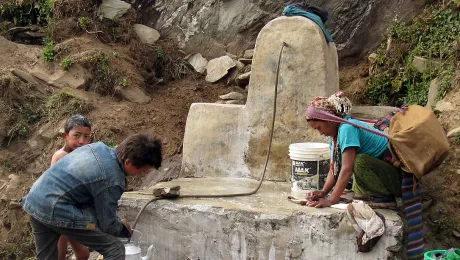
[
  {"x1": 59, "y1": 57, "x2": 72, "y2": 71},
  {"x1": 366, "y1": 1, "x2": 460, "y2": 106},
  {"x1": 42, "y1": 40, "x2": 55, "y2": 62},
  {"x1": 0, "y1": 0, "x2": 54, "y2": 26},
  {"x1": 77, "y1": 16, "x2": 90, "y2": 31}
]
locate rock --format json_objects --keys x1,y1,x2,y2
[
  {"x1": 412, "y1": 56, "x2": 441, "y2": 73},
  {"x1": 118, "y1": 86, "x2": 151, "y2": 103},
  {"x1": 219, "y1": 92, "x2": 245, "y2": 100},
  {"x1": 214, "y1": 100, "x2": 226, "y2": 104},
  {"x1": 225, "y1": 52, "x2": 238, "y2": 60},
  {"x1": 186, "y1": 53, "x2": 208, "y2": 74},
  {"x1": 447, "y1": 127, "x2": 460, "y2": 138},
  {"x1": 205, "y1": 56, "x2": 236, "y2": 83},
  {"x1": 236, "y1": 71, "x2": 251, "y2": 87},
  {"x1": 435, "y1": 100, "x2": 454, "y2": 112},
  {"x1": 26, "y1": 137, "x2": 46, "y2": 149},
  {"x1": 38, "y1": 121, "x2": 60, "y2": 139},
  {"x1": 426, "y1": 77, "x2": 439, "y2": 108},
  {"x1": 10, "y1": 68, "x2": 39, "y2": 84},
  {"x1": 225, "y1": 99, "x2": 243, "y2": 104},
  {"x1": 100, "y1": 0, "x2": 131, "y2": 20},
  {"x1": 8, "y1": 200, "x2": 20, "y2": 209},
  {"x1": 30, "y1": 64, "x2": 90, "y2": 89},
  {"x1": 5, "y1": 175, "x2": 20, "y2": 197},
  {"x1": 143, "y1": 0, "x2": 431, "y2": 64},
  {"x1": 457, "y1": 169, "x2": 460, "y2": 175},
  {"x1": 238, "y1": 58, "x2": 252, "y2": 65},
  {"x1": 227, "y1": 60, "x2": 245, "y2": 84},
  {"x1": 133, "y1": 24, "x2": 160, "y2": 45},
  {"x1": 243, "y1": 49, "x2": 254, "y2": 59}
]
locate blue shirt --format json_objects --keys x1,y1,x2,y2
[
  {"x1": 20, "y1": 142, "x2": 130, "y2": 237},
  {"x1": 335, "y1": 117, "x2": 388, "y2": 164}
]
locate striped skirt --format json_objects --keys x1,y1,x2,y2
[{"x1": 402, "y1": 172, "x2": 424, "y2": 260}]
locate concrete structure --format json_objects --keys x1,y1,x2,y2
[
  {"x1": 120, "y1": 179, "x2": 404, "y2": 259},
  {"x1": 181, "y1": 16, "x2": 339, "y2": 181},
  {"x1": 120, "y1": 16, "x2": 404, "y2": 260}
]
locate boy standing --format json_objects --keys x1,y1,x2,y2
[
  {"x1": 21, "y1": 134, "x2": 162, "y2": 260},
  {"x1": 51, "y1": 114, "x2": 92, "y2": 260}
]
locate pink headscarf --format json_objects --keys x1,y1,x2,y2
[{"x1": 306, "y1": 91, "x2": 352, "y2": 121}]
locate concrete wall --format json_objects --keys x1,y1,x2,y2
[
  {"x1": 119, "y1": 189, "x2": 404, "y2": 260},
  {"x1": 181, "y1": 16, "x2": 339, "y2": 181}
]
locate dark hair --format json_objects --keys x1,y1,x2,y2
[
  {"x1": 115, "y1": 134, "x2": 162, "y2": 169},
  {"x1": 64, "y1": 114, "x2": 92, "y2": 134}
]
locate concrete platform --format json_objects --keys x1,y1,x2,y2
[{"x1": 119, "y1": 178, "x2": 404, "y2": 259}]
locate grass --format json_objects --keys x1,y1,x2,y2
[
  {"x1": 366, "y1": 1, "x2": 460, "y2": 106},
  {"x1": 42, "y1": 40, "x2": 55, "y2": 62},
  {"x1": 45, "y1": 90, "x2": 92, "y2": 118}
]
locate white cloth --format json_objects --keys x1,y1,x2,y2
[{"x1": 346, "y1": 201, "x2": 385, "y2": 244}]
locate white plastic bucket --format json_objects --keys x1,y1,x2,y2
[{"x1": 289, "y1": 142, "x2": 330, "y2": 193}]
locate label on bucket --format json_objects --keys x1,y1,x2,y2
[{"x1": 291, "y1": 159, "x2": 329, "y2": 190}]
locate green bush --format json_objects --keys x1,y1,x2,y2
[
  {"x1": 59, "y1": 57, "x2": 72, "y2": 71},
  {"x1": 42, "y1": 41, "x2": 55, "y2": 62},
  {"x1": 366, "y1": 2, "x2": 460, "y2": 106}
]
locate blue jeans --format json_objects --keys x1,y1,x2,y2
[{"x1": 29, "y1": 216, "x2": 124, "y2": 260}]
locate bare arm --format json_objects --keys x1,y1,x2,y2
[
  {"x1": 50, "y1": 150, "x2": 68, "y2": 166},
  {"x1": 329, "y1": 147, "x2": 356, "y2": 203},
  {"x1": 306, "y1": 147, "x2": 356, "y2": 208}
]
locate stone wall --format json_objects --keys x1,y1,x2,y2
[{"x1": 134, "y1": 0, "x2": 435, "y2": 63}]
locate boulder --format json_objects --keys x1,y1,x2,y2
[
  {"x1": 118, "y1": 86, "x2": 151, "y2": 103},
  {"x1": 100, "y1": 0, "x2": 131, "y2": 20},
  {"x1": 227, "y1": 60, "x2": 245, "y2": 84},
  {"x1": 186, "y1": 53, "x2": 208, "y2": 74},
  {"x1": 412, "y1": 56, "x2": 441, "y2": 73},
  {"x1": 243, "y1": 49, "x2": 254, "y2": 59},
  {"x1": 426, "y1": 77, "x2": 439, "y2": 108},
  {"x1": 236, "y1": 71, "x2": 251, "y2": 87},
  {"x1": 10, "y1": 68, "x2": 39, "y2": 84},
  {"x1": 133, "y1": 24, "x2": 160, "y2": 45},
  {"x1": 205, "y1": 56, "x2": 236, "y2": 83}
]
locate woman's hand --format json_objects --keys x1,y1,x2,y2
[
  {"x1": 305, "y1": 190, "x2": 325, "y2": 201},
  {"x1": 306, "y1": 198, "x2": 332, "y2": 208}
]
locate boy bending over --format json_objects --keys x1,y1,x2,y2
[{"x1": 21, "y1": 134, "x2": 162, "y2": 260}]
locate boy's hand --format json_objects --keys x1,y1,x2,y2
[{"x1": 121, "y1": 218, "x2": 132, "y2": 234}]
